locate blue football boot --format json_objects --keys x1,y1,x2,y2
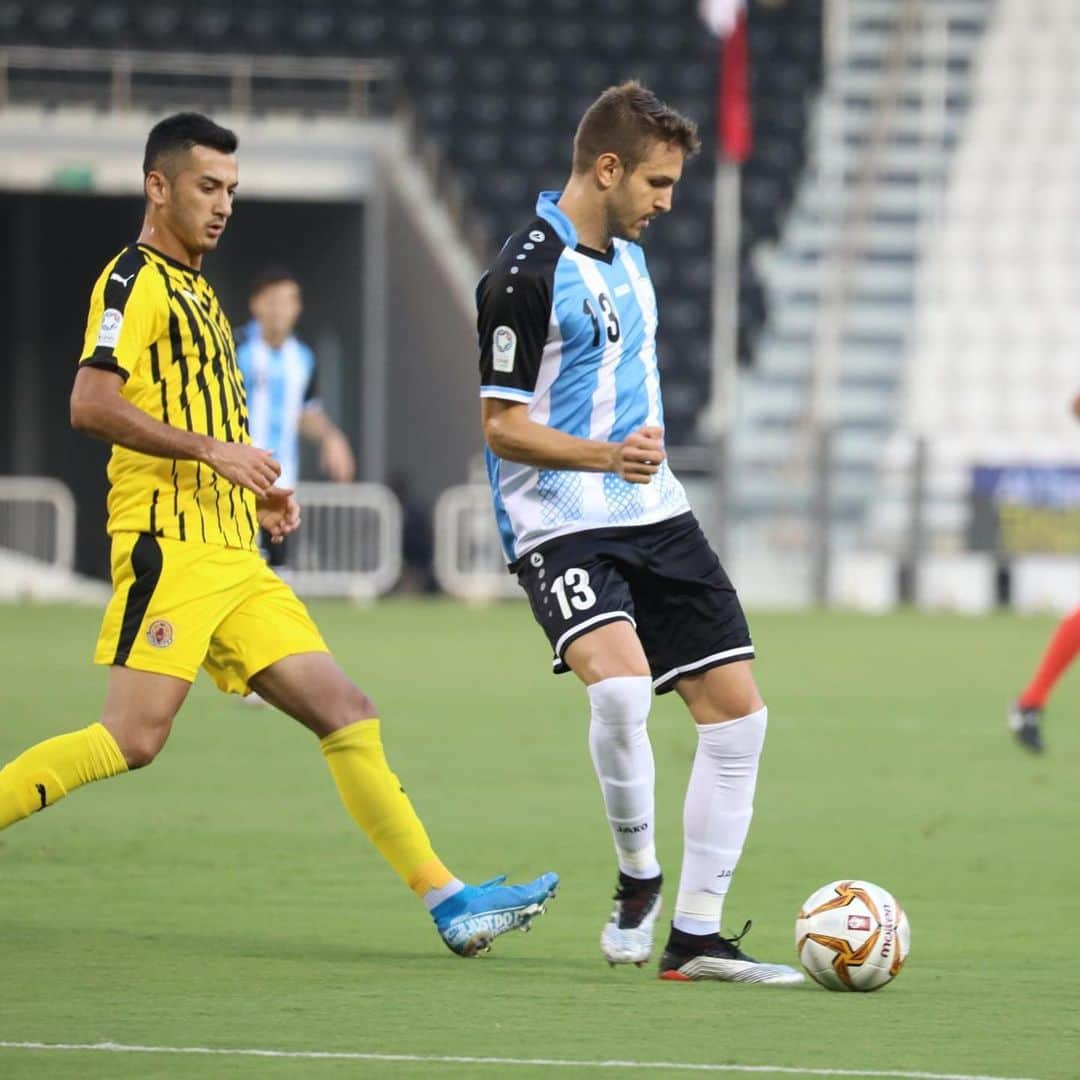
[{"x1": 433, "y1": 872, "x2": 559, "y2": 957}]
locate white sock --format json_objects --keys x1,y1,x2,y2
[
  {"x1": 587, "y1": 675, "x2": 661, "y2": 880},
  {"x1": 422, "y1": 878, "x2": 465, "y2": 912},
  {"x1": 673, "y1": 707, "x2": 767, "y2": 936}
]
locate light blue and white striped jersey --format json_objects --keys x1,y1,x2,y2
[
  {"x1": 477, "y1": 191, "x2": 690, "y2": 562},
  {"x1": 236, "y1": 321, "x2": 319, "y2": 490}
]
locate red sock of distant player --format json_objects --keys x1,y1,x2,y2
[{"x1": 1019, "y1": 606, "x2": 1080, "y2": 709}]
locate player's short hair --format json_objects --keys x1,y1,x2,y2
[
  {"x1": 249, "y1": 267, "x2": 300, "y2": 299},
  {"x1": 143, "y1": 112, "x2": 238, "y2": 178},
  {"x1": 572, "y1": 81, "x2": 701, "y2": 175}
]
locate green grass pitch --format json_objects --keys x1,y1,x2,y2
[{"x1": 1, "y1": 601, "x2": 1078, "y2": 1079}]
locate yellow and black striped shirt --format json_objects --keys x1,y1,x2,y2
[{"x1": 79, "y1": 243, "x2": 258, "y2": 550}]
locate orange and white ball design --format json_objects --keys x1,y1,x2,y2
[{"x1": 795, "y1": 879, "x2": 911, "y2": 991}]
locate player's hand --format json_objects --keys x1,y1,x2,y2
[
  {"x1": 612, "y1": 425, "x2": 666, "y2": 484},
  {"x1": 256, "y1": 486, "x2": 301, "y2": 542},
  {"x1": 204, "y1": 440, "x2": 281, "y2": 496},
  {"x1": 320, "y1": 431, "x2": 356, "y2": 482}
]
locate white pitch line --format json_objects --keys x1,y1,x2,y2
[{"x1": 0, "y1": 1040, "x2": 1044, "y2": 1080}]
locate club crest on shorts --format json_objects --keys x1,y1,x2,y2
[
  {"x1": 146, "y1": 619, "x2": 174, "y2": 648},
  {"x1": 530, "y1": 552, "x2": 544, "y2": 568}
]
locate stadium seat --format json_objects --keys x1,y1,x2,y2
[{"x1": 903, "y1": 0, "x2": 1080, "y2": 496}]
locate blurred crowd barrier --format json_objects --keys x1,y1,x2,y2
[{"x1": 3, "y1": 472, "x2": 1079, "y2": 613}]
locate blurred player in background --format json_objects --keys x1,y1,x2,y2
[
  {"x1": 236, "y1": 269, "x2": 355, "y2": 569},
  {"x1": 1007, "y1": 390, "x2": 1080, "y2": 752},
  {"x1": 476, "y1": 82, "x2": 801, "y2": 984},
  {"x1": 0, "y1": 111, "x2": 557, "y2": 957}
]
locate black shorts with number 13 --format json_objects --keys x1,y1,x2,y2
[{"x1": 512, "y1": 511, "x2": 755, "y2": 695}]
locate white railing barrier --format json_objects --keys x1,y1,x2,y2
[
  {"x1": 288, "y1": 482, "x2": 401, "y2": 600},
  {"x1": 434, "y1": 484, "x2": 519, "y2": 601},
  {"x1": 0, "y1": 476, "x2": 76, "y2": 570}
]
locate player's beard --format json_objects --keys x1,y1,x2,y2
[
  {"x1": 605, "y1": 198, "x2": 637, "y2": 244},
  {"x1": 170, "y1": 202, "x2": 220, "y2": 255},
  {"x1": 606, "y1": 187, "x2": 651, "y2": 244}
]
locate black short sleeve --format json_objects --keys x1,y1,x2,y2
[
  {"x1": 79, "y1": 247, "x2": 162, "y2": 382},
  {"x1": 477, "y1": 223, "x2": 561, "y2": 404},
  {"x1": 302, "y1": 350, "x2": 319, "y2": 405}
]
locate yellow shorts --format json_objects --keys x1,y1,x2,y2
[{"x1": 94, "y1": 532, "x2": 329, "y2": 694}]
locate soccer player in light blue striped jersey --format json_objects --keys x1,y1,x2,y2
[
  {"x1": 237, "y1": 270, "x2": 355, "y2": 567},
  {"x1": 476, "y1": 82, "x2": 802, "y2": 984}
]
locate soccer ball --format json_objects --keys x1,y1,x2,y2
[{"x1": 795, "y1": 880, "x2": 910, "y2": 991}]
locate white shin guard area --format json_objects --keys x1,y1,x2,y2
[
  {"x1": 674, "y1": 707, "x2": 768, "y2": 936},
  {"x1": 587, "y1": 675, "x2": 661, "y2": 880}
]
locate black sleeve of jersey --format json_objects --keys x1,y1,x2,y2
[
  {"x1": 477, "y1": 262, "x2": 553, "y2": 402},
  {"x1": 81, "y1": 246, "x2": 152, "y2": 380},
  {"x1": 303, "y1": 357, "x2": 319, "y2": 404}
]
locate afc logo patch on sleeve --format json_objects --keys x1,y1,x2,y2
[
  {"x1": 97, "y1": 308, "x2": 124, "y2": 349},
  {"x1": 492, "y1": 325, "x2": 517, "y2": 373}
]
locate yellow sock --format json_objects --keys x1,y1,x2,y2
[
  {"x1": 0, "y1": 723, "x2": 128, "y2": 830},
  {"x1": 320, "y1": 718, "x2": 454, "y2": 896}
]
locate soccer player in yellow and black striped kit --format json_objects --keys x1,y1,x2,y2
[{"x1": 0, "y1": 113, "x2": 556, "y2": 956}]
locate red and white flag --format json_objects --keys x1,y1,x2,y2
[{"x1": 700, "y1": 0, "x2": 752, "y2": 164}]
